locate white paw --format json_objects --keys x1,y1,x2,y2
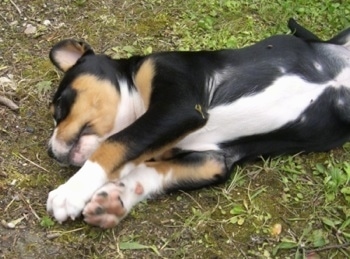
[
  {"x1": 46, "y1": 160, "x2": 108, "y2": 223},
  {"x1": 47, "y1": 184, "x2": 87, "y2": 222}
]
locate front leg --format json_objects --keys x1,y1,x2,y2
[
  {"x1": 47, "y1": 160, "x2": 138, "y2": 222},
  {"x1": 46, "y1": 161, "x2": 110, "y2": 222}
]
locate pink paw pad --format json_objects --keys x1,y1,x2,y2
[{"x1": 83, "y1": 182, "x2": 127, "y2": 228}]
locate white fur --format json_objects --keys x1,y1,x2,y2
[
  {"x1": 49, "y1": 128, "x2": 104, "y2": 166},
  {"x1": 119, "y1": 162, "x2": 137, "y2": 178},
  {"x1": 117, "y1": 163, "x2": 172, "y2": 211},
  {"x1": 70, "y1": 135, "x2": 102, "y2": 165},
  {"x1": 111, "y1": 80, "x2": 146, "y2": 134},
  {"x1": 47, "y1": 160, "x2": 107, "y2": 222},
  {"x1": 331, "y1": 67, "x2": 350, "y2": 89},
  {"x1": 176, "y1": 75, "x2": 329, "y2": 150},
  {"x1": 49, "y1": 128, "x2": 70, "y2": 157},
  {"x1": 314, "y1": 62, "x2": 323, "y2": 71},
  {"x1": 208, "y1": 70, "x2": 230, "y2": 104}
]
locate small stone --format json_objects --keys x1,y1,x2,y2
[
  {"x1": 43, "y1": 20, "x2": 51, "y2": 26},
  {"x1": 46, "y1": 233, "x2": 61, "y2": 240},
  {"x1": 24, "y1": 24, "x2": 37, "y2": 34},
  {"x1": 10, "y1": 21, "x2": 18, "y2": 26},
  {"x1": 6, "y1": 222, "x2": 15, "y2": 229},
  {"x1": 25, "y1": 126, "x2": 34, "y2": 133}
]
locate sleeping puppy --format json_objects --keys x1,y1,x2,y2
[{"x1": 46, "y1": 19, "x2": 350, "y2": 228}]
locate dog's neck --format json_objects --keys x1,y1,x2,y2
[{"x1": 108, "y1": 77, "x2": 146, "y2": 137}]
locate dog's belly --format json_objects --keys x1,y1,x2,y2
[{"x1": 176, "y1": 74, "x2": 337, "y2": 152}]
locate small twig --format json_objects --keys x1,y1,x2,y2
[
  {"x1": 179, "y1": 190, "x2": 203, "y2": 210},
  {"x1": 0, "y1": 13, "x2": 10, "y2": 25},
  {"x1": 16, "y1": 153, "x2": 50, "y2": 173},
  {"x1": 4, "y1": 196, "x2": 17, "y2": 212},
  {"x1": 308, "y1": 242, "x2": 350, "y2": 253},
  {"x1": 9, "y1": 0, "x2": 22, "y2": 15},
  {"x1": 0, "y1": 91, "x2": 16, "y2": 96},
  {"x1": 0, "y1": 95, "x2": 19, "y2": 110},
  {"x1": 18, "y1": 192, "x2": 41, "y2": 221},
  {"x1": 49, "y1": 227, "x2": 87, "y2": 235}
]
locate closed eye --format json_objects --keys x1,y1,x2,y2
[{"x1": 80, "y1": 123, "x2": 94, "y2": 136}]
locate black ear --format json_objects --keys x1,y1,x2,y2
[{"x1": 49, "y1": 39, "x2": 93, "y2": 72}]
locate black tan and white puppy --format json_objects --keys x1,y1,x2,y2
[{"x1": 47, "y1": 19, "x2": 350, "y2": 228}]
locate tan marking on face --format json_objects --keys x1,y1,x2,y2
[
  {"x1": 134, "y1": 58, "x2": 155, "y2": 108},
  {"x1": 55, "y1": 74, "x2": 119, "y2": 144},
  {"x1": 90, "y1": 142, "x2": 127, "y2": 178}
]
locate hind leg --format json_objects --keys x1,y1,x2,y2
[{"x1": 83, "y1": 151, "x2": 229, "y2": 228}]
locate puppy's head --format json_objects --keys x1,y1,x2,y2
[{"x1": 48, "y1": 40, "x2": 120, "y2": 166}]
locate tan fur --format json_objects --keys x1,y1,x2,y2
[
  {"x1": 134, "y1": 58, "x2": 155, "y2": 108},
  {"x1": 146, "y1": 157, "x2": 224, "y2": 183},
  {"x1": 55, "y1": 75, "x2": 119, "y2": 143},
  {"x1": 90, "y1": 142, "x2": 127, "y2": 177}
]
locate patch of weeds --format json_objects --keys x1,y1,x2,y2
[
  {"x1": 40, "y1": 215, "x2": 55, "y2": 228},
  {"x1": 313, "y1": 160, "x2": 350, "y2": 203},
  {"x1": 35, "y1": 80, "x2": 53, "y2": 98},
  {"x1": 269, "y1": 153, "x2": 350, "y2": 258},
  {"x1": 119, "y1": 241, "x2": 160, "y2": 256},
  {"x1": 227, "y1": 184, "x2": 270, "y2": 231},
  {"x1": 272, "y1": 223, "x2": 330, "y2": 257}
]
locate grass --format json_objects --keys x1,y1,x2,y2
[{"x1": 0, "y1": 0, "x2": 350, "y2": 258}]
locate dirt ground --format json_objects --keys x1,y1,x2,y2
[{"x1": 1, "y1": 1, "x2": 350, "y2": 258}]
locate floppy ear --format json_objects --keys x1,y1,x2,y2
[{"x1": 49, "y1": 39, "x2": 93, "y2": 72}]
